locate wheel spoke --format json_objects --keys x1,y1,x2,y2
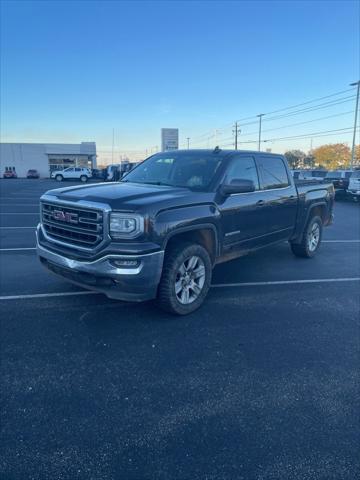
[
  {"x1": 187, "y1": 256, "x2": 198, "y2": 271},
  {"x1": 181, "y1": 288, "x2": 190, "y2": 304},
  {"x1": 179, "y1": 263, "x2": 186, "y2": 275},
  {"x1": 175, "y1": 279, "x2": 183, "y2": 294},
  {"x1": 193, "y1": 265, "x2": 205, "y2": 279},
  {"x1": 190, "y1": 281, "x2": 201, "y2": 296}
]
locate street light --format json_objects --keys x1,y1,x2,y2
[{"x1": 350, "y1": 81, "x2": 360, "y2": 169}]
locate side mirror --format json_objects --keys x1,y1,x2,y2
[{"x1": 220, "y1": 179, "x2": 256, "y2": 195}]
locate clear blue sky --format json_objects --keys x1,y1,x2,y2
[{"x1": 1, "y1": 0, "x2": 359, "y2": 162}]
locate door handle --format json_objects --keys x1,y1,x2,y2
[{"x1": 256, "y1": 200, "x2": 265, "y2": 206}]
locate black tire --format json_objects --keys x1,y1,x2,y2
[
  {"x1": 80, "y1": 175, "x2": 88, "y2": 183},
  {"x1": 55, "y1": 174, "x2": 63, "y2": 182},
  {"x1": 157, "y1": 242, "x2": 212, "y2": 315},
  {"x1": 290, "y1": 215, "x2": 323, "y2": 258}
]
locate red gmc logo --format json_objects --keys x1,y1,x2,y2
[{"x1": 52, "y1": 210, "x2": 79, "y2": 224}]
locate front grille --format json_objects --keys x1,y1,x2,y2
[{"x1": 41, "y1": 202, "x2": 104, "y2": 249}]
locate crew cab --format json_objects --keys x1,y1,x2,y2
[
  {"x1": 50, "y1": 167, "x2": 92, "y2": 183},
  {"x1": 37, "y1": 149, "x2": 335, "y2": 315},
  {"x1": 325, "y1": 170, "x2": 353, "y2": 191}
]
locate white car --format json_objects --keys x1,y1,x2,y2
[
  {"x1": 51, "y1": 167, "x2": 92, "y2": 182},
  {"x1": 347, "y1": 170, "x2": 360, "y2": 201}
]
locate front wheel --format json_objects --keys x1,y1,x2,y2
[
  {"x1": 80, "y1": 175, "x2": 88, "y2": 183},
  {"x1": 55, "y1": 174, "x2": 63, "y2": 182},
  {"x1": 157, "y1": 242, "x2": 212, "y2": 315},
  {"x1": 290, "y1": 215, "x2": 323, "y2": 258}
]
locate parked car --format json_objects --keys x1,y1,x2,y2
[
  {"x1": 303, "y1": 169, "x2": 328, "y2": 181},
  {"x1": 347, "y1": 170, "x2": 360, "y2": 201},
  {"x1": 3, "y1": 169, "x2": 17, "y2": 179},
  {"x1": 325, "y1": 170, "x2": 353, "y2": 190},
  {"x1": 50, "y1": 167, "x2": 92, "y2": 182},
  {"x1": 37, "y1": 149, "x2": 335, "y2": 315},
  {"x1": 291, "y1": 169, "x2": 307, "y2": 180},
  {"x1": 27, "y1": 169, "x2": 40, "y2": 179}
]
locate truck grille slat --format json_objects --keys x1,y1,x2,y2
[{"x1": 41, "y1": 202, "x2": 104, "y2": 249}]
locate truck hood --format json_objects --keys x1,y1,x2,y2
[{"x1": 44, "y1": 182, "x2": 212, "y2": 212}]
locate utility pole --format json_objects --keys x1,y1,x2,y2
[
  {"x1": 350, "y1": 80, "x2": 360, "y2": 169},
  {"x1": 111, "y1": 128, "x2": 115, "y2": 165},
  {"x1": 233, "y1": 122, "x2": 241, "y2": 150},
  {"x1": 187, "y1": 137, "x2": 190, "y2": 149},
  {"x1": 257, "y1": 114, "x2": 264, "y2": 151}
]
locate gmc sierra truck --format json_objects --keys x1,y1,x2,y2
[{"x1": 37, "y1": 149, "x2": 335, "y2": 315}]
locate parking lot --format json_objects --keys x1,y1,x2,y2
[{"x1": 0, "y1": 179, "x2": 359, "y2": 479}]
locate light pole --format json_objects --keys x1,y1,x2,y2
[
  {"x1": 350, "y1": 81, "x2": 360, "y2": 169},
  {"x1": 187, "y1": 137, "x2": 190, "y2": 149},
  {"x1": 257, "y1": 114, "x2": 264, "y2": 151}
]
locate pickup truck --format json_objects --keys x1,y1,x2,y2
[{"x1": 37, "y1": 149, "x2": 335, "y2": 315}]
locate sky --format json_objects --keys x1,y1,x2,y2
[{"x1": 1, "y1": 0, "x2": 359, "y2": 163}]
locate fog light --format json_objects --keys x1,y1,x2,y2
[{"x1": 111, "y1": 259, "x2": 140, "y2": 268}]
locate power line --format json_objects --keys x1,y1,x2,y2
[
  {"x1": 240, "y1": 110, "x2": 354, "y2": 136},
  {"x1": 263, "y1": 126, "x2": 357, "y2": 143}
]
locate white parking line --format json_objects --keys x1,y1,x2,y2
[
  {"x1": 0, "y1": 291, "x2": 94, "y2": 300},
  {"x1": 0, "y1": 248, "x2": 36, "y2": 251},
  {"x1": 322, "y1": 240, "x2": 360, "y2": 243},
  {"x1": 211, "y1": 277, "x2": 360, "y2": 288},
  {"x1": 1, "y1": 277, "x2": 359, "y2": 301}
]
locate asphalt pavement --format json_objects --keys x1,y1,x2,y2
[{"x1": 1, "y1": 179, "x2": 359, "y2": 480}]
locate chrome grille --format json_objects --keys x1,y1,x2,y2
[{"x1": 41, "y1": 202, "x2": 104, "y2": 249}]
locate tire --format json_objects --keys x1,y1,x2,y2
[
  {"x1": 157, "y1": 242, "x2": 212, "y2": 315},
  {"x1": 55, "y1": 175, "x2": 63, "y2": 182},
  {"x1": 290, "y1": 215, "x2": 323, "y2": 258},
  {"x1": 80, "y1": 175, "x2": 88, "y2": 183}
]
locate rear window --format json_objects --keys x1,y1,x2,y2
[
  {"x1": 311, "y1": 170, "x2": 327, "y2": 177},
  {"x1": 326, "y1": 171, "x2": 341, "y2": 178},
  {"x1": 351, "y1": 171, "x2": 360, "y2": 178},
  {"x1": 345, "y1": 171, "x2": 352, "y2": 178},
  {"x1": 257, "y1": 156, "x2": 290, "y2": 190}
]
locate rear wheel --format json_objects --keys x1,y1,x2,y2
[
  {"x1": 290, "y1": 215, "x2": 322, "y2": 258},
  {"x1": 55, "y1": 174, "x2": 63, "y2": 182},
  {"x1": 80, "y1": 175, "x2": 88, "y2": 183},
  {"x1": 157, "y1": 242, "x2": 212, "y2": 315}
]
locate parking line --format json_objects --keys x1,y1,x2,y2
[
  {"x1": 211, "y1": 277, "x2": 360, "y2": 288},
  {"x1": 1, "y1": 277, "x2": 359, "y2": 301},
  {"x1": 322, "y1": 240, "x2": 360, "y2": 243},
  {"x1": 0, "y1": 248, "x2": 36, "y2": 251}
]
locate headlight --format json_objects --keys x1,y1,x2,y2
[{"x1": 109, "y1": 213, "x2": 144, "y2": 239}]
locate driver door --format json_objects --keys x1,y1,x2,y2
[{"x1": 219, "y1": 155, "x2": 269, "y2": 250}]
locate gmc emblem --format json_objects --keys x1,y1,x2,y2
[{"x1": 52, "y1": 209, "x2": 79, "y2": 224}]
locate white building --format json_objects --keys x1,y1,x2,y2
[{"x1": 0, "y1": 142, "x2": 97, "y2": 178}]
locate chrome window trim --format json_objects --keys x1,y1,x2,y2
[{"x1": 228, "y1": 185, "x2": 293, "y2": 197}]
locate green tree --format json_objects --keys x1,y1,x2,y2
[{"x1": 284, "y1": 150, "x2": 306, "y2": 169}]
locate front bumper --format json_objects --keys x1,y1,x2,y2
[
  {"x1": 347, "y1": 189, "x2": 360, "y2": 197},
  {"x1": 36, "y1": 226, "x2": 164, "y2": 302}
]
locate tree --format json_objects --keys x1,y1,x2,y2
[
  {"x1": 312, "y1": 143, "x2": 351, "y2": 170},
  {"x1": 284, "y1": 150, "x2": 306, "y2": 169},
  {"x1": 354, "y1": 144, "x2": 360, "y2": 167}
]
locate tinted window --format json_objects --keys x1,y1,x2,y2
[
  {"x1": 257, "y1": 157, "x2": 290, "y2": 189},
  {"x1": 326, "y1": 171, "x2": 341, "y2": 178},
  {"x1": 351, "y1": 171, "x2": 360, "y2": 178},
  {"x1": 225, "y1": 156, "x2": 259, "y2": 190},
  {"x1": 123, "y1": 152, "x2": 225, "y2": 191},
  {"x1": 75, "y1": 168, "x2": 81, "y2": 171},
  {"x1": 345, "y1": 171, "x2": 352, "y2": 178}
]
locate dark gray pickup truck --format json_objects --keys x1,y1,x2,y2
[{"x1": 37, "y1": 149, "x2": 334, "y2": 314}]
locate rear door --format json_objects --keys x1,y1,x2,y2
[{"x1": 255, "y1": 156, "x2": 298, "y2": 242}]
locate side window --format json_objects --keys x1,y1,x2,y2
[
  {"x1": 75, "y1": 168, "x2": 81, "y2": 171},
  {"x1": 225, "y1": 156, "x2": 259, "y2": 190},
  {"x1": 257, "y1": 157, "x2": 290, "y2": 190}
]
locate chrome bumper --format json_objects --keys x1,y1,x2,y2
[{"x1": 36, "y1": 226, "x2": 164, "y2": 301}]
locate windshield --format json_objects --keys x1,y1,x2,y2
[{"x1": 122, "y1": 152, "x2": 225, "y2": 191}]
